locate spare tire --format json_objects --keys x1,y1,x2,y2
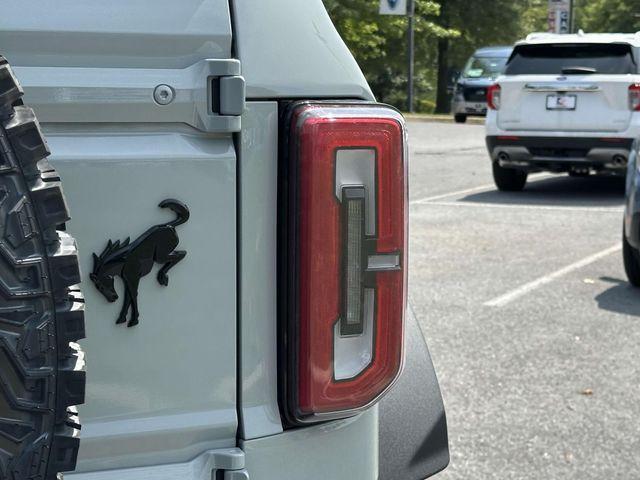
[{"x1": 0, "y1": 57, "x2": 85, "y2": 480}]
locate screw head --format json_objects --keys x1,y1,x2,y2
[{"x1": 153, "y1": 84, "x2": 175, "y2": 105}]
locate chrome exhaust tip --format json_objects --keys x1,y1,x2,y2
[
  {"x1": 497, "y1": 152, "x2": 510, "y2": 165},
  {"x1": 612, "y1": 154, "x2": 628, "y2": 167}
]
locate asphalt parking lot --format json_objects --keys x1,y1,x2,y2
[{"x1": 408, "y1": 121, "x2": 640, "y2": 479}]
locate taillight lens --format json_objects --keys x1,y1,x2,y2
[
  {"x1": 487, "y1": 83, "x2": 501, "y2": 110},
  {"x1": 629, "y1": 84, "x2": 640, "y2": 111},
  {"x1": 280, "y1": 102, "x2": 407, "y2": 425}
]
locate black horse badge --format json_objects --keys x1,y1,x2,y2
[{"x1": 90, "y1": 199, "x2": 189, "y2": 327}]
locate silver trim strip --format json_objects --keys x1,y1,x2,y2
[{"x1": 524, "y1": 83, "x2": 600, "y2": 92}]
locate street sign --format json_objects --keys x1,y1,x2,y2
[
  {"x1": 379, "y1": 0, "x2": 408, "y2": 16},
  {"x1": 548, "y1": 0, "x2": 572, "y2": 34}
]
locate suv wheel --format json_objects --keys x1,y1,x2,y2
[
  {"x1": 623, "y1": 225, "x2": 640, "y2": 287},
  {"x1": 454, "y1": 114, "x2": 467, "y2": 124},
  {"x1": 492, "y1": 161, "x2": 528, "y2": 191},
  {"x1": 0, "y1": 57, "x2": 85, "y2": 480}
]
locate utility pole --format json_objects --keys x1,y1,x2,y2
[
  {"x1": 407, "y1": 0, "x2": 415, "y2": 113},
  {"x1": 569, "y1": 0, "x2": 575, "y2": 33}
]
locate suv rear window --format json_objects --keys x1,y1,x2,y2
[
  {"x1": 505, "y1": 43, "x2": 637, "y2": 75},
  {"x1": 463, "y1": 56, "x2": 509, "y2": 79}
]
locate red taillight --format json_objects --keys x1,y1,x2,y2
[
  {"x1": 487, "y1": 83, "x2": 501, "y2": 110},
  {"x1": 281, "y1": 103, "x2": 407, "y2": 425},
  {"x1": 629, "y1": 84, "x2": 640, "y2": 111}
]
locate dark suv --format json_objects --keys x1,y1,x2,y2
[{"x1": 451, "y1": 46, "x2": 513, "y2": 123}]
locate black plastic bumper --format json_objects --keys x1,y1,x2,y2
[
  {"x1": 379, "y1": 309, "x2": 449, "y2": 479},
  {"x1": 486, "y1": 136, "x2": 634, "y2": 173}
]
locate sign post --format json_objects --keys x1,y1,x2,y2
[
  {"x1": 407, "y1": 0, "x2": 415, "y2": 113},
  {"x1": 379, "y1": 0, "x2": 414, "y2": 112},
  {"x1": 548, "y1": 0, "x2": 572, "y2": 34}
]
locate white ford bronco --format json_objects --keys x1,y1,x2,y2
[
  {"x1": 486, "y1": 32, "x2": 640, "y2": 191},
  {"x1": 0, "y1": 1, "x2": 448, "y2": 480}
]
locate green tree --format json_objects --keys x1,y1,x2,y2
[
  {"x1": 323, "y1": 0, "x2": 640, "y2": 113},
  {"x1": 578, "y1": 0, "x2": 640, "y2": 33},
  {"x1": 324, "y1": 0, "x2": 529, "y2": 111},
  {"x1": 518, "y1": 0, "x2": 549, "y2": 35},
  {"x1": 434, "y1": 0, "x2": 530, "y2": 112},
  {"x1": 323, "y1": 0, "x2": 457, "y2": 110}
]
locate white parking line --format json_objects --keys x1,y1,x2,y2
[
  {"x1": 410, "y1": 173, "x2": 555, "y2": 205},
  {"x1": 411, "y1": 183, "x2": 498, "y2": 204},
  {"x1": 421, "y1": 201, "x2": 623, "y2": 214},
  {"x1": 414, "y1": 146, "x2": 487, "y2": 156},
  {"x1": 484, "y1": 244, "x2": 622, "y2": 308}
]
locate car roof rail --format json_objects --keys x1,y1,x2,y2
[{"x1": 525, "y1": 32, "x2": 553, "y2": 41}]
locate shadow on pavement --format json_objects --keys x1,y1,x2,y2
[
  {"x1": 461, "y1": 175, "x2": 625, "y2": 208},
  {"x1": 595, "y1": 277, "x2": 640, "y2": 317}
]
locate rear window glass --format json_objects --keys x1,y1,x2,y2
[
  {"x1": 463, "y1": 56, "x2": 509, "y2": 79},
  {"x1": 505, "y1": 43, "x2": 637, "y2": 75}
]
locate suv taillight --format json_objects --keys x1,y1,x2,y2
[
  {"x1": 280, "y1": 102, "x2": 407, "y2": 425},
  {"x1": 487, "y1": 83, "x2": 501, "y2": 110},
  {"x1": 630, "y1": 84, "x2": 640, "y2": 111}
]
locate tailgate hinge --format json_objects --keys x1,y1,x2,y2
[
  {"x1": 15, "y1": 58, "x2": 246, "y2": 133},
  {"x1": 198, "y1": 59, "x2": 246, "y2": 133},
  {"x1": 211, "y1": 448, "x2": 250, "y2": 480}
]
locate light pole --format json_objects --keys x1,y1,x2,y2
[
  {"x1": 407, "y1": 0, "x2": 415, "y2": 113},
  {"x1": 569, "y1": 0, "x2": 575, "y2": 33}
]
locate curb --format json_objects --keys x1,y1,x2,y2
[{"x1": 404, "y1": 114, "x2": 485, "y2": 125}]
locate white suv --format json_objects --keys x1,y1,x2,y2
[{"x1": 485, "y1": 32, "x2": 640, "y2": 191}]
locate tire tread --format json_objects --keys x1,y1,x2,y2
[
  {"x1": 623, "y1": 226, "x2": 640, "y2": 287},
  {"x1": 0, "y1": 56, "x2": 85, "y2": 480}
]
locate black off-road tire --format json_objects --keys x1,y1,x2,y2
[
  {"x1": 492, "y1": 161, "x2": 528, "y2": 192},
  {"x1": 623, "y1": 225, "x2": 640, "y2": 287},
  {"x1": 0, "y1": 57, "x2": 85, "y2": 479},
  {"x1": 454, "y1": 114, "x2": 467, "y2": 124}
]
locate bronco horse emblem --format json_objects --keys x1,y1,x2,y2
[{"x1": 90, "y1": 199, "x2": 189, "y2": 327}]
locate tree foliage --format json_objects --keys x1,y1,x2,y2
[
  {"x1": 323, "y1": 0, "x2": 456, "y2": 108},
  {"x1": 443, "y1": 0, "x2": 526, "y2": 67},
  {"x1": 578, "y1": 0, "x2": 640, "y2": 33},
  {"x1": 434, "y1": 0, "x2": 528, "y2": 111},
  {"x1": 322, "y1": 0, "x2": 640, "y2": 112}
]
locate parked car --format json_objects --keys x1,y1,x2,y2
[
  {"x1": 623, "y1": 140, "x2": 640, "y2": 285},
  {"x1": 486, "y1": 32, "x2": 640, "y2": 191},
  {"x1": 0, "y1": 1, "x2": 449, "y2": 480},
  {"x1": 451, "y1": 46, "x2": 513, "y2": 123}
]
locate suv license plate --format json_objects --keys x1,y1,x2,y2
[{"x1": 546, "y1": 94, "x2": 577, "y2": 110}]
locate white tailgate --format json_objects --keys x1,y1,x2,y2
[
  {"x1": 0, "y1": 0, "x2": 241, "y2": 473},
  {"x1": 498, "y1": 74, "x2": 635, "y2": 132}
]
